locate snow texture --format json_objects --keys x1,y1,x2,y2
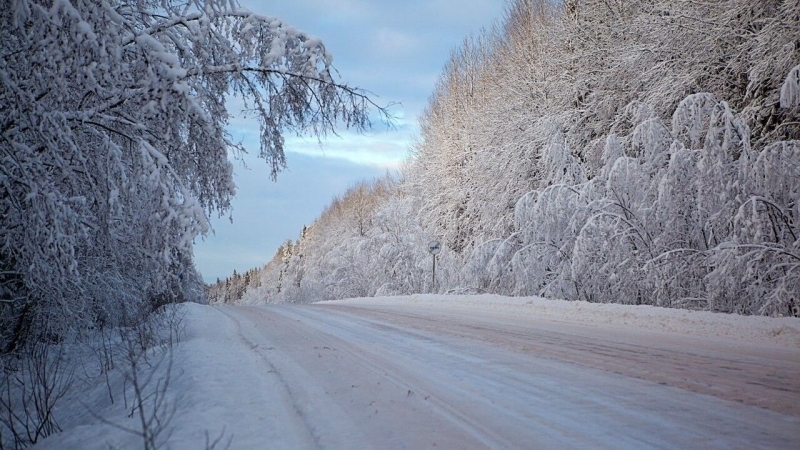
[
  {"x1": 32, "y1": 297, "x2": 800, "y2": 449},
  {"x1": 780, "y1": 64, "x2": 800, "y2": 109},
  {"x1": 331, "y1": 294, "x2": 800, "y2": 348}
]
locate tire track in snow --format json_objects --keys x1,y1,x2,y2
[
  {"x1": 251, "y1": 306, "x2": 520, "y2": 449},
  {"x1": 215, "y1": 306, "x2": 323, "y2": 450},
  {"x1": 213, "y1": 304, "x2": 800, "y2": 449},
  {"x1": 237, "y1": 305, "x2": 516, "y2": 449},
  {"x1": 321, "y1": 304, "x2": 800, "y2": 416}
]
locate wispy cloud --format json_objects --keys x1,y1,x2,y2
[{"x1": 284, "y1": 131, "x2": 412, "y2": 169}]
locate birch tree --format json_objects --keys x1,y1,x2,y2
[{"x1": 1, "y1": 0, "x2": 382, "y2": 349}]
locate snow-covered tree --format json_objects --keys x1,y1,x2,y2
[
  {"x1": 0, "y1": 0, "x2": 382, "y2": 350},
  {"x1": 212, "y1": 0, "x2": 800, "y2": 317}
]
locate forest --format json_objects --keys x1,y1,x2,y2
[
  {"x1": 1, "y1": 1, "x2": 378, "y2": 446},
  {"x1": 209, "y1": 0, "x2": 800, "y2": 317},
  {"x1": 1, "y1": 0, "x2": 798, "y2": 447}
]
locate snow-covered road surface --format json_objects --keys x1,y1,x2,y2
[
  {"x1": 35, "y1": 296, "x2": 800, "y2": 449},
  {"x1": 208, "y1": 300, "x2": 798, "y2": 449}
]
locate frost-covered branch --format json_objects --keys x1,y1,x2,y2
[{"x1": 0, "y1": 0, "x2": 387, "y2": 349}]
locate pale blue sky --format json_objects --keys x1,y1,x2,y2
[{"x1": 194, "y1": 1, "x2": 506, "y2": 282}]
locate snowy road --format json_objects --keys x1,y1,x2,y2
[{"x1": 208, "y1": 301, "x2": 799, "y2": 449}]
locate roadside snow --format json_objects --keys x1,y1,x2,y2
[
  {"x1": 33, "y1": 303, "x2": 304, "y2": 450},
  {"x1": 324, "y1": 294, "x2": 800, "y2": 348}
]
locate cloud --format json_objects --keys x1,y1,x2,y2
[
  {"x1": 283, "y1": 130, "x2": 412, "y2": 169},
  {"x1": 371, "y1": 27, "x2": 423, "y2": 58}
]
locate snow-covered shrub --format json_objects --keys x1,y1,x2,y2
[
  {"x1": 711, "y1": 140, "x2": 800, "y2": 316},
  {"x1": 780, "y1": 64, "x2": 800, "y2": 109}
]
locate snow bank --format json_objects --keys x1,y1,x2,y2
[
  {"x1": 33, "y1": 303, "x2": 290, "y2": 450},
  {"x1": 324, "y1": 294, "x2": 800, "y2": 348}
]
